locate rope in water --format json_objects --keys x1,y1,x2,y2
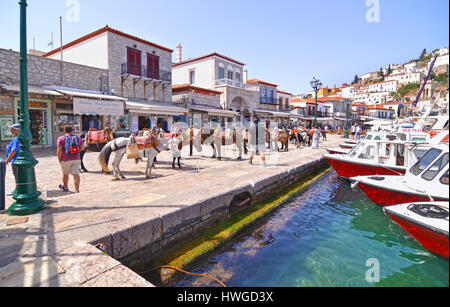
[{"x1": 140, "y1": 265, "x2": 227, "y2": 288}]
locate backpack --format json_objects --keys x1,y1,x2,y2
[{"x1": 65, "y1": 135, "x2": 81, "y2": 156}]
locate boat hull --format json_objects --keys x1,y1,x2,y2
[
  {"x1": 326, "y1": 157, "x2": 406, "y2": 179},
  {"x1": 358, "y1": 182, "x2": 447, "y2": 206},
  {"x1": 385, "y1": 209, "x2": 449, "y2": 259}
]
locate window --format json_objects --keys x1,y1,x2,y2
[
  {"x1": 127, "y1": 47, "x2": 142, "y2": 76},
  {"x1": 235, "y1": 73, "x2": 241, "y2": 83},
  {"x1": 218, "y1": 67, "x2": 225, "y2": 79},
  {"x1": 410, "y1": 148, "x2": 443, "y2": 176},
  {"x1": 358, "y1": 146, "x2": 375, "y2": 160},
  {"x1": 227, "y1": 70, "x2": 233, "y2": 80},
  {"x1": 440, "y1": 170, "x2": 449, "y2": 185},
  {"x1": 189, "y1": 70, "x2": 195, "y2": 85},
  {"x1": 422, "y1": 153, "x2": 448, "y2": 181},
  {"x1": 147, "y1": 54, "x2": 159, "y2": 79}
]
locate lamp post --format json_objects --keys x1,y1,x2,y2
[
  {"x1": 310, "y1": 77, "x2": 322, "y2": 149},
  {"x1": 8, "y1": 0, "x2": 45, "y2": 216},
  {"x1": 310, "y1": 77, "x2": 322, "y2": 129},
  {"x1": 345, "y1": 99, "x2": 351, "y2": 139}
]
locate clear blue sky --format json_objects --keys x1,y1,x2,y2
[{"x1": 0, "y1": 0, "x2": 448, "y2": 94}]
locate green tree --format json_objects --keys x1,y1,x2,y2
[
  {"x1": 420, "y1": 48, "x2": 427, "y2": 59},
  {"x1": 387, "y1": 65, "x2": 393, "y2": 75},
  {"x1": 352, "y1": 74, "x2": 359, "y2": 85}
]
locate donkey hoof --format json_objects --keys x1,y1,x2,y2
[
  {"x1": 120, "y1": 175, "x2": 126, "y2": 179},
  {"x1": 112, "y1": 177, "x2": 121, "y2": 181}
]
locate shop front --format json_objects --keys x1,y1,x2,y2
[
  {"x1": 126, "y1": 100, "x2": 188, "y2": 133},
  {"x1": 14, "y1": 97, "x2": 52, "y2": 146}
]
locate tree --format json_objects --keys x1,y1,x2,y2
[
  {"x1": 420, "y1": 48, "x2": 427, "y2": 60},
  {"x1": 387, "y1": 64, "x2": 393, "y2": 75},
  {"x1": 352, "y1": 74, "x2": 359, "y2": 85}
]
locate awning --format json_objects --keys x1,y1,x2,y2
[
  {"x1": 189, "y1": 105, "x2": 237, "y2": 117},
  {"x1": 127, "y1": 100, "x2": 188, "y2": 116},
  {"x1": 45, "y1": 86, "x2": 126, "y2": 101},
  {"x1": 254, "y1": 109, "x2": 274, "y2": 116},
  {"x1": 271, "y1": 111, "x2": 291, "y2": 118},
  {"x1": 0, "y1": 83, "x2": 62, "y2": 96}
]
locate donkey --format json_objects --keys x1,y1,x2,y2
[{"x1": 98, "y1": 135, "x2": 170, "y2": 180}]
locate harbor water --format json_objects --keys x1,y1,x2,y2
[{"x1": 173, "y1": 171, "x2": 449, "y2": 287}]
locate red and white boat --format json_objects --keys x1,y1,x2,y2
[
  {"x1": 325, "y1": 130, "x2": 431, "y2": 179},
  {"x1": 352, "y1": 143, "x2": 449, "y2": 206},
  {"x1": 384, "y1": 202, "x2": 449, "y2": 259},
  {"x1": 326, "y1": 147, "x2": 350, "y2": 155}
]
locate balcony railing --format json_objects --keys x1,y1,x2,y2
[
  {"x1": 215, "y1": 78, "x2": 243, "y2": 88},
  {"x1": 260, "y1": 97, "x2": 278, "y2": 104},
  {"x1": 121, "y1": 63, "x2": 142, "y2": 77},
  {"x1": 122, "y1": 63, "x2": 171, "y2": 83},
  {"x1": 307, "y1": 111, "x2": 330, "y2": 117}
]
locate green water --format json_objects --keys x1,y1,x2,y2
[{"x1": 174, "y1": 172, "x2": 449, "y2": 287}]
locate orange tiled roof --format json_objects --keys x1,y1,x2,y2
[
  {"x1": 172, "y1": 52, "x2": 245, "y2": 67},
  {"x1": 43, "y1": 25, "x2": 173, "y2": 57},
  {"x1": 246, "y1": 79, "x2": 278, "y2": 87},
  {"x1": 172, "y1": 84, "x2": 222, "y2": 95}
]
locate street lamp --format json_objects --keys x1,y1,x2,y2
[
  {"x1": 8, "y1": 0, "x2": 45, "y2": 216},
  {"x1": 310, "y1": 77, "x2": 322, "y2": 129},
  {"x1": 345, "y1": 99, "x2": 351, "y2": 139}
]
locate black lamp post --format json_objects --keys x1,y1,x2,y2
[{"x1": 310, "y1": 77, "x2": 322, "y2": 129}]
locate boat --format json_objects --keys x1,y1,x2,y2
[
  {"x1": 352, "y1": 143, "x2": 449, "y2": 206},
  {"x1": 325, "y1": 130, "x2": 431, "y2": 179},
  {"x1": 384, "y1": 202, "x2": 449, "y2": 259},
  {"x1": 339, "y1": 143, "x2": 356, "y2": 150},
  {"x1": 326, "y1": 147, "x2": 350, "y2": 155}
]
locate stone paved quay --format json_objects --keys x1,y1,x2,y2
[{"x1": 0, "y1": 134, "x2": 342, "y2": 287}]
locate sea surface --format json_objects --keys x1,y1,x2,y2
[{"x1": 174, "y1": 172, "x2": 449, "y2": 287}]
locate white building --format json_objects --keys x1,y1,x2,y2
[
  {"x1": 277, "y1": 89, "x2": 293, "y2": 111},
  {"x1": 368, "y1": 80, "x2": 398, "y2": 93},
  {"x1": 172, "y1": 50, "x2": 257, "y2": 124},
  {"x1": 385, "y1": 72, "x2": 423, "y2": 85}
]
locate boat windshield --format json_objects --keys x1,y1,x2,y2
[
  {"x1": 349, "y1": 142, "x2": 365, "y2": 157},
  {"x1": 410, "y1": 148, "x2": 443, "y2": 176},
  {"x1": 365, "y1": 134, "x2": 373, "y2": 140},
  {"x1": 413, "y1": 148, "x2": 429, "y2": 160},
  {"x1": 422, "y1": 153, "x2": 449, "y2": 181}
]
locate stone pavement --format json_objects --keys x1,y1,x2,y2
[{"x1": 0, "y1": 134, "x2": 343, "y2": 287}]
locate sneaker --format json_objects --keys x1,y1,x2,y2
[{"x1": 59, "y1": 184, "x2": 69, "y2": 192}]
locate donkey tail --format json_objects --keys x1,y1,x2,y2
[{"x1": 98, "y1": 141, "x2": 113, "y2": 173}]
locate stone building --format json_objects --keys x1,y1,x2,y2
[
  {"x1": 0, "y1": 48, "x2": 124, "y2": 148},
  {"x1": 244, "y1": 79, "x2": 290, "y2": 128},
  {"x1": 43, "y1": 26, "x2": 184, "y2": 133}
]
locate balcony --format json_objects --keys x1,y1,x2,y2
[
  {"x1": 121, "y1": 63, "x2": 171, "y2": 83},
  {"x1": 260, "y1": 97, "x2": 278, "y2": 104},
  {"x1": 214, "y1": 78, "x2": 243, "y2": 88},
  {"x1": 307, "y1": 111, "x2": 331, "y2": 117}
]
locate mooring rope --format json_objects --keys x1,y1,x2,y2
[{"x1": 140, "y1": 265, "x2": 227, "y2": 288}]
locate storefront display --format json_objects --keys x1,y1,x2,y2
[
  {"x1": 0, "y1": 118, "x2": 14, "y2": 141},
  {"x1": 14, "y1": 98, "x2": 52, "y2": 145}
]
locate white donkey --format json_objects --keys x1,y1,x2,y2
[{"x1": 98, "y1": 135, "x2": 170, "y2": 180}]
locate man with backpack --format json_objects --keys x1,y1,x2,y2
[{"x1": 57, "y1": 125, "x2": 85, "y2": 193}]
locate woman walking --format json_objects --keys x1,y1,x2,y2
[{"x1": 170, "y1": 131, "x2": 184, "y2": 169}]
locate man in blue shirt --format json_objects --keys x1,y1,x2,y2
[{"x1": 5, "y1": 124, "x2": 20, "y2": 195}]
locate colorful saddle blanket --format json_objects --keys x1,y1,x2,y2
[
  {"x1": 135, "y1": 135, "x2": 159, "y2": 150},
  {"x1": 163, "y1": 133, "x2": 177, "y2": 139},
  {"x1": 88, "y1": 129, "x2": 107, "y2": 144}
]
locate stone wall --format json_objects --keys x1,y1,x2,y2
[{"x1": 0, "y1": 48, "x2": 108, "y2": 91}]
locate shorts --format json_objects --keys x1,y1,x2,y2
[
  {"x1": 249, "y1": 144, "x2": 266, "y2": 153},
  {"x1": 60, "y1": 160, "x2": 81, "y2": 175}
]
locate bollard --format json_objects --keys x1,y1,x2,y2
[{"x1": 0, "y1": 159, "x2": 6, "y2": 211}]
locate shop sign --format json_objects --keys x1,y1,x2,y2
[{"x1": 73, "y1": 98, "x2": 124, "y2": 116}]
